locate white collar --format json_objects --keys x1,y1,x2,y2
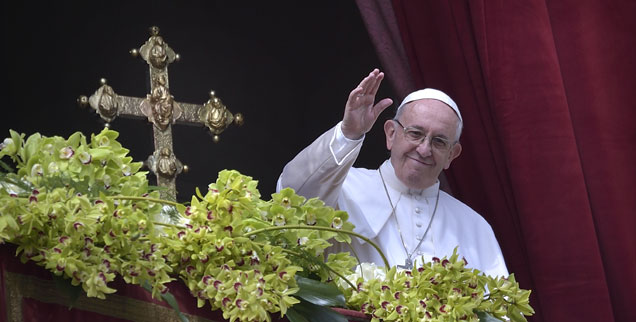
[{"x1": 379, "y1": 160, "x2": 439, "y2": 198}]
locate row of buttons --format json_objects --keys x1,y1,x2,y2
[{"x1": 415, "y1": 207, "x2": 423, "y2": 227}]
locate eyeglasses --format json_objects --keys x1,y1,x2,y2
[{"x1": 393, "y1": 119, "x2": 454, "y2": 152}]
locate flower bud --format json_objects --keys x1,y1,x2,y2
[
  {"x1": 0, "y1": 138, "x2": 15, "y2": 153},
  {"x1": 59, "y1": 146, "x2": 74, "y2": 159},
  {"x1": 102, "y1": 174, "x2": 111, "y2": 189},
  {"x1": 305, "y1": 212, "x2": 317, "y2": 225},
  {"x1": 331, "y1": 217, "x2": 343, "y2": 229},
  {"x1": 31, "y1": 164, "x2": 43, "y2": 176},
  {"x1": 98, "y1": 136, "x2": 110, "y2": 146},
  {"x1": 79, "y1": 152, "x2": 92, "y2": 164},
  {"x1": 273, "y1": 214, "x2": 286, "y2": 226},
  {"x1": 48, "y1": 162, "x2": 59, "y2": 174},
  {"x1": 121, "y1": 164, "x2": 131, "y2": 176}
]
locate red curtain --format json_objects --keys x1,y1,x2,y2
[
  {"x1": 354, "y1": 0, "x2": 416, "y2": 99},
  {"x1": 358, "y1": 0, "x2": 636, "y2": 321}
]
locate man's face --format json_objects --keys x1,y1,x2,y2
[{"x1": 383, "y1": 99, "x2": 462, "y2": 190}]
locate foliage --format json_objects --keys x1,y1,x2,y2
[
  {"x1": 0, "y1": 129, "x2": 534, "y2": 322},
  {"x1": 0, "y1": 129, "x2": 357, "y2": 321},
  {"x1": 0, "y1": 129, "x2": 171, "y2": 299},
  {"x1": 341, "y1": 251, "x2": 534, "y2": 321},
  {"x1": 159, "y1": 168, "x2": 364, "y2": 321}
]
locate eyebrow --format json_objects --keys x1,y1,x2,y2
[{"x1": 405, "y1": 124, "x2": 451, "y2": 140}]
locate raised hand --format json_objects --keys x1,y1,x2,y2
[{"x1": 341, "y1": 69, "x2": 393, "y2": 140}]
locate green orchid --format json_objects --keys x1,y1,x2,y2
[{"x1": 0, "y1": 129, "x2": 534, "y2": 322}]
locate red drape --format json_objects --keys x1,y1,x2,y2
[
  {"x1": 354, "y1": 0, "x2": 416, "y2": 99},
  {"x1": 356, "y1": 0, "x2": 636, "y2": 321}
]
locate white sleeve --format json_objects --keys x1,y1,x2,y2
[
  {"x1": 330, "y1": 122, "x2": 364, "y2": 165},
  {"x1": 277, "y1": 122, "x2": 363, "y2": 208}
]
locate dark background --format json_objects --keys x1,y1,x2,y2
[{"x1": 2, "y1": 1, "x2": 396, "y2": 201}]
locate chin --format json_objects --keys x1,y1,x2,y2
[
  {"x1": 402, "y1": 174, "x2": 429, "y2": 189},
  {"x1": 403, "y1": 170, "x2": 437, "y2": 189}
]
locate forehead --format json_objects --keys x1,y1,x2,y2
[{"x1": 402, "y1": 99, "x2": 459, "y2": 134}]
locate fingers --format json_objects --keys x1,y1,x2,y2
[
  {"x1": 353, "y1": 69, "x2": 379, "y2": 94},
  {"x1": 348, "y1": 86, "x2": 364, "y2": 101},
  {"x1": 361, "y1": 69, "x2": 382, "y2": 95},
  {"x1": 369, "y1": 71, "x2": 385, "y2": 96},
  {"x1": 373, "y1": 98, "x2": 393, "y2": 116},
  {"x1": 346, "y1": 68, "x2": 387, "y2": 107}
]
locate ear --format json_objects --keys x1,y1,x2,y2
[
  {"x1": 384, "y1": 120, "x2": 397, "y2": 150},
  {"x1": 444, "y1": 142, "x2": 462, "y2": 169}
]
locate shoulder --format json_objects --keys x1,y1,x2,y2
[
  {"x1": 439, "y1": 191, "x2": 492, "y2": 229},
  {"x1": 339, "y1": 166, "x2": 385, "y2": 206},
  {"x1": 343, "y1": 166, "x2": 382, "y2": 187},
  {"x1": 348, "y1": 166, "x2": 378, "y2": 177}
]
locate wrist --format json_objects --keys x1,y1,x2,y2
[
  {"x1": 336, "y1": 122, "x2": 364, "y2": 141},
  {"x1": 340, "y1": 123, "x2": 364, "y2": 140}
]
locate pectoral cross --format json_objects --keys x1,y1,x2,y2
[
  {"x1": 397, "y1": 258, "x2": 413, "y2": 270},
  {"x1": 78, "y1": 26, "x2": 243, "y2": 201}
]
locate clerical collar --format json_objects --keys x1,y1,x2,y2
[{"x1": 379, "y1": 160, "x2": 439, "y2": 198}]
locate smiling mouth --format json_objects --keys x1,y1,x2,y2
[{"x1": 407, "y1": 155, "x2": 433, "y2": 166}]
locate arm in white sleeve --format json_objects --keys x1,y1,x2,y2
[{"x1": 277, "y1": 122, "x2": 363, "y2": 208}]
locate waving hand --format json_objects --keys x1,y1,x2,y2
[{"x1": 341, "y1": 69, "x2": 393, "y2": 139}]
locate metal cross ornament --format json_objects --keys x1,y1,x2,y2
[
  {"x1": 78, "y1": 26, "x2": 243, "y2": 201},
  {"x1": 397, "y1": 258, "x2": 414, "y2": 270}
]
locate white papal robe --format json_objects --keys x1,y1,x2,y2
[{"x1": 277, "y1": 123, "x2": 508, "y2": 277}]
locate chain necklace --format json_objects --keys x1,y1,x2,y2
[{"x1": 379, "y1": 168, "x2": 440, "y2": 269}]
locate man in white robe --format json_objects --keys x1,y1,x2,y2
[{"x1": 277, "y1": 69, "x2": 508, "y2": 277}]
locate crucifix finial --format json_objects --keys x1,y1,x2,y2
[{"x1": 78, "y1": 27, "x2": 243, "y2": 201}]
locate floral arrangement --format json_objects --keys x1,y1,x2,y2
[
  {"x1": 341, "y1": 254, "x2": 532, "y2": 321},
  {"x1": 0, "y1": 129, "x2": 534, "y2": 322}
]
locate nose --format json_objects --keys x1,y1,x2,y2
[{"x1": 415, "y1": 137, "x2": 433, "y2": 157}]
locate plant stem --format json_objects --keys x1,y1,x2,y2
[
  {"x1": 153, "y1": 222, "x2": 186, "y2": 230},
  {"x1": 245, "y1": 225, "x2": 389, "y2": 268},
  {"x1": 275, "y1": 247, "x2": 357, "y2": 290},
  {"x1": 111, "y1": 195, "x2": 180, "y2": 207}
]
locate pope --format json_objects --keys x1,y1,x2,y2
[{"x1": 277, "y1": 69, "x2": 508, "y2": 277}]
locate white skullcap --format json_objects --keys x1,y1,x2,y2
[{"x1": 397, "y1": 88, "x2": 462, "y2": 123}]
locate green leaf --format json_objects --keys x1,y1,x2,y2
[
  {"x1": 23, "y1": 133, "x2": 42, "y2": 162},
  {"x1": 476, "y1": 310, "x2": 505, "y2": 322},
  {"x1": 507, "y1": 306, "x2": 527, "y2": 322},
  {"x1": 0, "y1": 159, "x2": 14, "y2": 172},
  {"x1": 195, "y1": 186, "x2": 205, "y2": 199},
  {"x1": 67, "y1": 132, "x2": 82, "y2": 148},
  {"x1": 141, "y1": 281, "x2": 189, "y2": 322},
  {"x1": 0, "y1": 173, "x2": 32, "y2": 195},
  {"x1": 287, "y1": 299, "x2": 348, "y2": 322},
  {"x1": 294, "y1": 276, "x2": 345, "y2": 307},
  {"x1": 88, "y1": 147, "x2": 112, "y2": 161},
  {"x1": 285, "y1": 308, "x2": 311, "y2": 322}
]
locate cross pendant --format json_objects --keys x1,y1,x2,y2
[{"x1": 397, "y1": 257, "x2": 413, "y2": 270}]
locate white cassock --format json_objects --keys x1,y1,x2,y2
[{"x1": 277, "y1": 123, "x2": 508, "y2": 277}]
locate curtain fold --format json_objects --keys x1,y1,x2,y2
[
  {"x1": 354, "y1": 0, "x2": 415, "y2": 99},
  {"x1": 545, "y1": 1, "x2": 636, "y2": 320},
  {"x1": 356, "y1": 0, "x2": 458, "y2": 193},
  {"x1": 369, "y1": 0, "x2": 636, "y2": 321}
]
